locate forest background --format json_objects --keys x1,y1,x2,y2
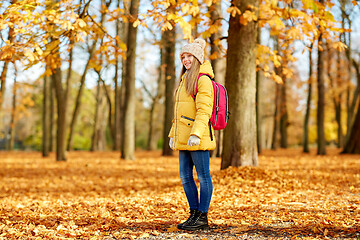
[{"x1": 1, "y1": 0, "x2": 360, "y2": 164}]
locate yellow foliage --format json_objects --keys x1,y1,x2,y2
[
  {"x1": 272, "y1": 71, "x2": 283, "y2": 84},
  {"x1": 227, "y1": 6, "x2": 241, "y2": 18},
  {"x1": 132, "y1": 19, "x2": 140, "y2": 28},
  {"x1": 204, "y1": 0, "x2": 213, "y2": 7},
  {"x1": 76, "y1": 18, "x2": 87, "y2": 28},
  {"x1": 24, "y1": 49, "x2": 38, "y2": 62},
  {"x1": 331, "y1": 41, "x2": 347, "y2": 52},
  {"x1": 161, "y1": 21, "x2": 173, "y2": 31},
  {"x1": 240, "y1": 10, "x2": 257, "y2": 26},
  {"x1": 181, "y1": 4, "x2": 189, "y2": 14},
  {"x1": 188, "y1": 5, "x2": 200, "y2": 16}
]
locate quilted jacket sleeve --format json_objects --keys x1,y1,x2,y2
[{"x1": 168, "y1": 119, "x2": 175, "y2": 138}]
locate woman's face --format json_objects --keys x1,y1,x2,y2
[{"x1": 181, "y1": 53, "x2": 194, "y2": 70}]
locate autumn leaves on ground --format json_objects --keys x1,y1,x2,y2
[{"x1": 0, "y1": 149, "x2": 359, "y2": 239}]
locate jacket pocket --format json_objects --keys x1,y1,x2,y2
[
  {"x1": 180, "y1": 115, "x2": 195, "y2": 124},
  {"x1": 178, "y1": 116, "x2": 194, "y2": 144}
]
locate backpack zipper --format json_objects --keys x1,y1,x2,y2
[
  {"x1": 224, "y1": 85, "x2": 229, "y2": 123},
  {"x1": 214, "y1": 84, "x2": 219, "y2": 126}
]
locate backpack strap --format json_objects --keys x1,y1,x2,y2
[
  {"x1": 192, "y1": 73, "x2": 214, "y2": 142},
  {"x1": 192, "y1": 73, "x2": 212, "y2": 100}
]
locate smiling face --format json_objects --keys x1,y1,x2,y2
[{"x1": 181, "y1": 53, "x2": 194, "y2": 70}]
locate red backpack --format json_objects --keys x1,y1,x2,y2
[{"x1": 193, "y1": 74, "x2": 230, "y2": 139}]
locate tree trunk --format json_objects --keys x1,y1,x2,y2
[
  {"x1": 120, "y1": 0, "x2": 130, "y2": 155},
  {"x1": 113, "y1": 0, "x2": 123, "y2": 151},
  {"x1": 271, "y1": 37, "x2": 281, "y2": 150},
  {"x1": 221, "y1": 0, "x2": 259, "y2": 169},
  {"x1": 50, "y1": 76, "x2": 55, "y2": 152},
  {"x1": 0, "y1": 27, "x2": 14, "y2": 110},
  {"x1": 67, "y1": 42, "x2": 97, "y2": 151},
  {"x1": 303, "y1": 43, "x2": 313, "y2": 153},
  {"x1": 256, "y1": 27, "x2": 262, "y2": 153},
  {"x1": 162, "y1": 4, "x2": 176, "y2": 157},
  {"x1": 0, "y1": 61, "x2": 10, "y2": 110},
  {"x1": 8, "y1": 64, "x2": 17, "y2": 150},
  {"x1": 52, "y1": 64, "x2": 67, "y2": 161},
  {"x1": 209, "y1": 0, "x2": 226, "y2": 158},
  {"x1": 342, "y1": 102, "x2": 360, "y2": 154},
  {"x1": 317, "y1": 35, "x2": 326, "y2": 155},
  {"x1": 42, "y1": 68, "x2": 51, "y2": 156},
  {"x1": 343, "y1": 58, "x2": 360, "y2": 152},
  {"x1": 328, "y1": 47, "x2": 344, "y2": 148},
  {"x1": 91, "y1": 78, "x2": 101, "y2": 151},
  {"x1": 147, "y1": 100, "x2": 156, "y2": 150},
  {"x1": 99, "y1": 70, "x2": 115, "y2": 144},
  {"x1": 279, "y1": 79, "x2": 288, "y2": 148},
  {"x1": 345, "y1": 21, "x2": 353, "y2": 140},
  {"x1": 121, "y1": 0, "x2": 140, "y2": 160},
  {"x1": 271, "y1": 83, "x2": 281, "y2": 150}
]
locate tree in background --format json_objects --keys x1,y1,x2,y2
[
  {"x1": 303, "y1": 43, "x2": 314, "y2": 153},
  {"x1": 42, "y1": 67, "x2": 51, "y2": 157},
  {"x1": 121, "y1": 0, "x2": 140, "y2": 160},
  {"x1": 0, "y1": 0, "x2": 358, "y2": 159},
  {"x1": 222, "y1": 0, "x2": 259, "y2": 168},
  {"x1": 158, "y1": 2, "x2": 176, "y2": 157}
]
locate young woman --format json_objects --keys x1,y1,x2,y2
[{"x1": 168, "y1": 38, "x2": 215, "y2": 231}]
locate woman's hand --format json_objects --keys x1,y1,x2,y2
[{"x1": 187, "y1": 135, "x2": 200, "y2": 146}]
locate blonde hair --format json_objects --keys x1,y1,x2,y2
[{"x1": 175, "y1": 57, "x2": 201, "y2": 97}]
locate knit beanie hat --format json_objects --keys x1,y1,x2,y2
[{"x1": 180, "y1": 38, "x2": 206, "y2": 64}]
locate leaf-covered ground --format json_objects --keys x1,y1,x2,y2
[{"x1": 0, "y1": 148, "x2": 359, "y2": 239}]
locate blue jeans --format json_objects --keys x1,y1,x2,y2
[{"x1": 179, "y1": 150, "x2": 213, "y2": 213}]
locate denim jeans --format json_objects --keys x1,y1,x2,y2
[{"x1": 179, "y1": 150, "x2": 213, "y2": 213}]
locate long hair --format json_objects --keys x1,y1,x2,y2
[{"x1": 175, "y1": 57, "x2": 201, "y2": 97}]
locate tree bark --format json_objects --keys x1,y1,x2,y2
[
  {"x1": 221, "y1": 0, "x2": 259, "y2": 169},
  {"x1": 345, "y1": 22, "x2": 353, "y2": 141},
  {"x1": 279, "y1": 79, "x2": 288, "y2": 148},
  {"x1": 99, "y1": 70, "x2": 115, "y2": 144},
  {"x1": 113, "y1": 0, "x2": 123, "y2": 151},
  {"x1": 50, "y1": 76, "x2": 55, "y2": 152},
  {"x1": 342, "y1": 57, "x2": 360, "y2": 153},
  {"x1": 0, "y1": 27, "x2": 14, "y2": 110},
  {"x1": 147, "y1": 97, "x2": 157, "y2": 150},
  {"x1": 42, "y1": 68, "x2": 51, "y2": 156},
  {"x1": 162, "y1": 4, "x2": 176, "y2": 157},
  {"x1": 91, "y1": 78, "x2": 101, "y2": 152},
  {"x1": 8, "y1": 64, "x2": 17, "y2": 150},
  {"x1": 121, "y1": 0, "x2": 140, "y2": 160},
  {"x1": 342, "y1": 103, "x2": 360, "y2": 154},
  {"x1": 317, "y1": 35, "x2": 326, "y2": 155},
  {"x1": 67, "y1": 41, "x2": 97, "y2": 151},
  {"x1": 52, "y1": 63, "x2": 67, "y2": 161},
  {"x1": 328, "y1": 47, "x2": 344, "y2": 148},
  {"x1": 303, "y1": 43, "x2": 313, "y2": 153},
  {"x1": 256, "y1": 27, "x2": 262, "y2": 153},
  {"x1": 271, "y1": 83, "x2": 281, "y2": 149},
  {"x1": 271, "y1": 37, "x2": 281, "y2": 150}
]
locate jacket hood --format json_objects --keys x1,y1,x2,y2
[{"x1": 199, "y1": 60, "x2": 214, "y2": 78}]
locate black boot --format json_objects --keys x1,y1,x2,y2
[
  {"x1": 177, "y1": 209, "x2": 197, "y2": 230},
  {"x1": 181, "y1": 211, "x2": 209, "y2": 231}
]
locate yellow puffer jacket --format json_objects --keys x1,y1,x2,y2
[{"x1": 168, "y1": 60, "x2": 216, "y2": 151}]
